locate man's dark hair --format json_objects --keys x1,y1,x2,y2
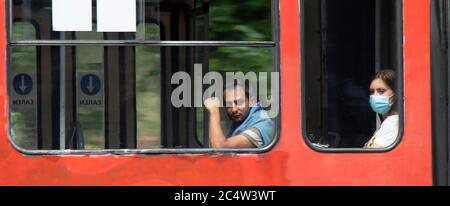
[{"x1": 224, "y1": 80, "x2": 255, "y2": 100}]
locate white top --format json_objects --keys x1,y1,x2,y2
[{"x1": 369, "y1": 115, "x2": 399, "y2": 147}]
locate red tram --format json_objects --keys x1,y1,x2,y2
[{"x1": 0, "y1": 0, "x2": 446, "y2": 186}]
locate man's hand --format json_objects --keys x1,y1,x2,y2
[{"x1": 203, "y1": 97, "x2": 221, "y2": 113}]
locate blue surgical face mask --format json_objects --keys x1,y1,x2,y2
[{"x1": 369, "y1": 95, "x2": 393, "y2": 115}]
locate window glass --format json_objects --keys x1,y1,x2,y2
[
  {"x1": 136, "y1": 24, "x2": 161, "y2": 149},
  {"x1": 75, "y1": 25, "x2": 105, "y2": 149},
  {"x1": 9, "y1": 46, "x2": 276, "y2": 150},
  {"x1": 208, "y1": 0, "x2": 272, "y2": 41},
  {"x1": 8, "y1": 0, "x2": 278, "y2": 152},
  {"x1": 12, "y1": 0, "x2": 272, "y2": 41},
  {"x1": 11, "y1": 22, "x2": 37, "y2": 149},
  {"x1": 302, "y1": 0, "x2": 402, "y2": 149}
]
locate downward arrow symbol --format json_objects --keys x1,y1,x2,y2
[
  {"x1": 19, "y1": 75, "x2": 27, "y2": 93},
  {"x1": 87, "y1": 76, "x2": 95, "y2": 94}
]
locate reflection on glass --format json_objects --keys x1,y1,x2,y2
[
  {"x1": 208, "y1": 0, "x2": 272, "y2": 41},
  {"x1": 12, "y1": 0, "x2": 272, "y2": 41},
  {"x1": 76, "y1": 28, "x2": 105, "y2": 149},
  {"x1": 136, "y1": 24, "x2": 161, "y2": 148},
  {"x1": 11, "y1": 22, "x2": 38, "y2": 149}
]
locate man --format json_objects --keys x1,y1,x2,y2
[{"x1": 203, "y1": 82, "x2": 275, "y2": 148}]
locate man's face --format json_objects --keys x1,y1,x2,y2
[{"x1": 224, "y1": 87, "x2": 251, "y2": 123}]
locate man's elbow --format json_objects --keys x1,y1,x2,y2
[{"x1": 209, "y1": 137, "x2": 227, "y2": 148}]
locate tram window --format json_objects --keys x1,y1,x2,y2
[
  {"x1": 11, "y1": 0, "x2": 272, "y2": 41},
  {"x1": 302, "y1": 0, "x2": 403, "y2": 150},
  {"x1": 7, "y1": 0, "x2": 278, "y2": 152}
]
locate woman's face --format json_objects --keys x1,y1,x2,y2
[{"x1": 370, "y1": 78, "x2": 394, "y2": 98}]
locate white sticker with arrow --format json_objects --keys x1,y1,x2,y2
[{"x1": 77, "y1": 72, "x2": 104, "y2": 108}]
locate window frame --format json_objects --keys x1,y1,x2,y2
[
  {"x1": 6, "y1": 0, "x2": 281, "y2": 155},
  {"x1": 299, "y1": 0, "x2": 405, "y2": 153}
]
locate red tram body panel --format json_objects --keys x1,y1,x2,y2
[{"x1": 0, "y1": 0, "x2": 433, "y2": 185}]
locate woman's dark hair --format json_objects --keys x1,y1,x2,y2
[{"x1": 372, "y1": 69, "x2": 396, "y2": 91}]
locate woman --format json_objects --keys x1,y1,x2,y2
[{"x1": 365, "y1": 69, "x2": 399, "y2": 149}]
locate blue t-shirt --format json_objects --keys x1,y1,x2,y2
[{"x1": 226, "y1": 104, "x2": 275, "y2": 147}]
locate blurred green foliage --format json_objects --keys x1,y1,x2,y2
[
  {"x1": 136, "y1": 24, "x2": 162, "y2": 148},
  {"x1": 208, "y1": 0, "x2": 272, "y2": 41},
  {"x1": 11, "y1": 23, "x2": 37, "y2": 149}
]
